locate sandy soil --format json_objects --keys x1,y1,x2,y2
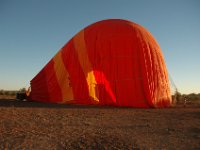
[{"x1": 0, "y1": 99, "x2": 199, "y2": 150}]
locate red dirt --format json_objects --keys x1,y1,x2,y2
[{"x1": 0, "y1": 99, "x2": 199, "y2": 149}]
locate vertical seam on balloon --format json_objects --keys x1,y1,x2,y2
[
  {"x1": 53, "y1": 50, "x2": 74, "y2": 102},
  {"x1": 73, "y1": 30, "x2": 99, "y2": 102},
  {"x1": 135, "y1": 25, "x2": 155, "y2": 107},
  {"x1": 128, "y1": 23, "x2": 152, "y2": 107},
  {"x1": 155, "y1": 46, "x2": 171, "y2": 105},
  {"x1": 146, "y1": 38, "x2": 157, "y2": 107}
]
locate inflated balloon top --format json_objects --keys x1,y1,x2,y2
[{"x1": 29, "y1": 19, "x2": 172, "y2": 108}]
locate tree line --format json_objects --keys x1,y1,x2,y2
[
  {"x1": 0, "y1": 88, "x2": 26, "y2": 96},
  {"x1": 0, "y1": 88, "x2": 200, "y2": 101},
  {"x1": 181, "y1": 93, "x2": 200, "y2": 101},
  {"x1": 171, "y1": 91, "x2": 200, "y2": 103}
]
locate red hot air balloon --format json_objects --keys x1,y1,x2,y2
[{"x1": 28, "y1": 19, "x2": 172, "y2": 108}]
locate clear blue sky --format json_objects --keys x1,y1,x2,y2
[{"x1": 0, "y1": 0, "x2": 199, "y2": 94}]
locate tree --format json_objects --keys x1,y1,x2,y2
[
  {"x1": 19, "y1": 88, "x2": 26, "y2": 93},
  {"x1": 0, "y1": 89, "x2": 4, "y2": 95}
]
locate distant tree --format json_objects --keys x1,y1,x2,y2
[
  {"x1": 4, "y1": 91, "x2": 10, "y2": 95},
  {"x1": 9, "y1": 91, "x2": 17, "y2": 96},
  {"x1": 0, "y1": 89, "x2": 4, "y2": 95},
  {"x1": 186, "y1": 93, "x2": 200, "y2": 101},
  {"x1": 198, "y1": 93, "x2": 200, "y2": 99},
  {"x1": 175, "y1": 90, "x2": 182, "y2": 103},
  {"x1": 19, "y1": 88, "x2": 26, "y2": 93}
]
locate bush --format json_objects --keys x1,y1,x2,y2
[
  {"x1": 0, "y1": 89, "x2": 18, "y2": 96},
  {"x1": 0, "y1": 90, "x2": 4, "y2": 95},
  {"x1": 19, "y1": 88, "x2": 26, "y2": 93}
]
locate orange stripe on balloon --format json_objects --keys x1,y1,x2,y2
[
  {"x1": 73, "y1": 30, "x2": 99, "y2": 102},
  {"x1": 53, "y1": 50, "x2": 74, "y2": 102}
]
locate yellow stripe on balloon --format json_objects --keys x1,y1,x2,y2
[
  {"x1": 53, "y1": 50, "x2": 74, "y2": 102},
  {"x1": 73, "y1": 30, "x2": 99, "y2": 102}
]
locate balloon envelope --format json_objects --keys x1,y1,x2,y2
[{"x1": 29, "y1": 19, "x2": 172, "y2": 108}]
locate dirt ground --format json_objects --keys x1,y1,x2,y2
[{"x1": 0, "y1": 99, "x2": 199, "y2": 150}]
